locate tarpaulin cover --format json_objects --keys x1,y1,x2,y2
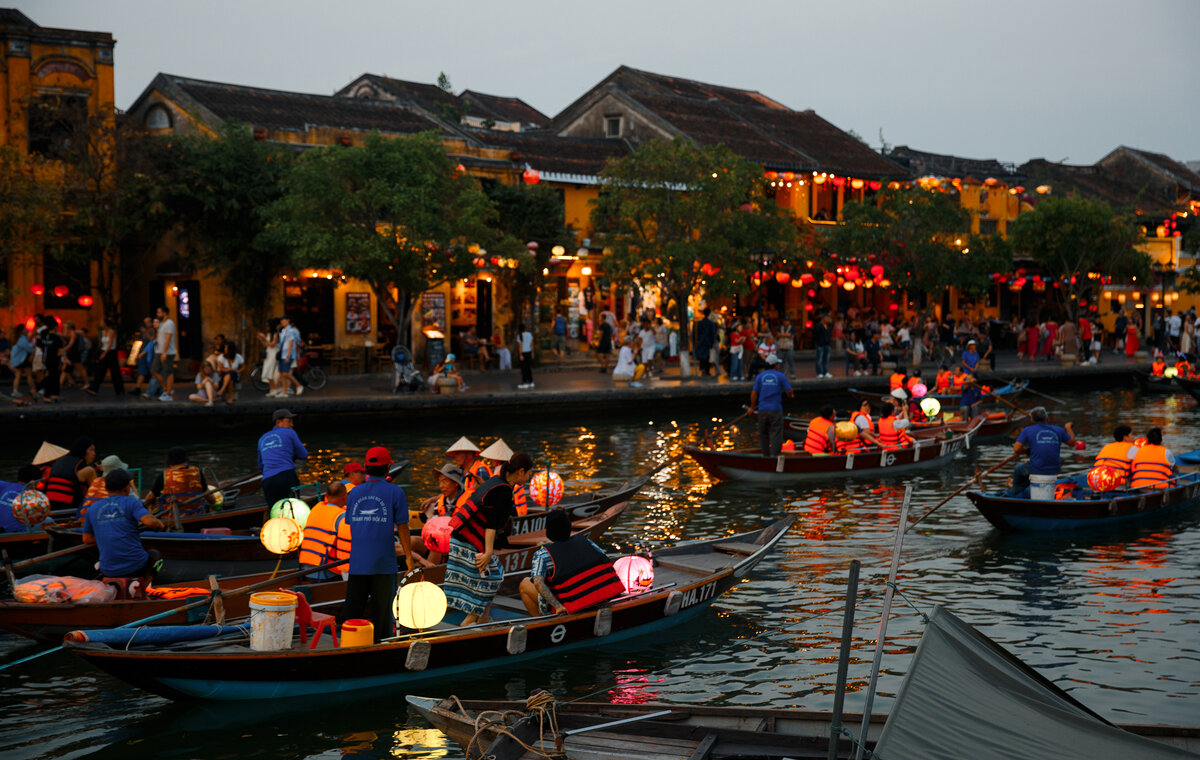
[
  {"x1": 873, "y1": 606, "x2": 1196, "y2": 759},
  {"x1": 73, "y1": 624, "x2": 248, "y2": 647}
]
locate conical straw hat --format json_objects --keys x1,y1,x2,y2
[
  {"x1": 33, "y1": 441, "x2": 68, "y2": 466},
  {"x1": 479, "y1": 439, "x2": 514, "y2": 463},
  {"x1": 445, "y1": 436, "x2": 480, "y2": 455}
]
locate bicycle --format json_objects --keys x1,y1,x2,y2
[{"x1": 249, "y1": 351, "x2": 327, "y2": 393}]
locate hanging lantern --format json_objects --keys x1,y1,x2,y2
[
  {"x1": 269, "y1": 498, "x2": 311, "y2": 528},
  {"x1": 911, "y1": 383, "x2": 928, "y2": 398},
  {"x1": 422, "y1": 515, "x2": 453, "y2": 553},
  {"x1": 392, "y1": 581, "x2": 448, "y2": 630},
  {"x1": 805, "y1": 302, "x2": 814, "y2": 312},
  {"x1": 751, "y1": 273, "x2": 763, "y2": 287},
  {"x1": 888, "y1": 303, "x2": 899, "y2": 311},
  {"x1": 850, "y1": 179, "x2": 864, "y2": 190},
  {"x1": 775, "y1": 271, "x2": 791, "y2": 285},
  {"x1": 983, "y1": 177, "x2": 999, "y2": 187},
  {"x1": 800, "y1": 273, "x2": 815, "y2": 285},
  {"x1": 455, "y1": 163, "x2": 466, "y2": 174},
  {"x1": 77, "y1": 295, "x2": 94, "y2": 307},
  {"x1": 1036, "y1": 185, "x2": 1051, "y2": 194},
  {"x1": 30, "y1": 284, "x2": 45, "y2": 296},
  {"x1": 764, "y1": 171, "x2": 778, "y2": 180},
  {"x1": 870, "y1": 265, "x2": 884, "y2": 279},
  {"x1": 25, "y1": 317, "x2": 36, "y2": 332},
  {"x1": 813, "y1": 175, "x2": 827, "y2": 184},
  {"x1": 831, "y1": 176, "x2": 846, "y2": 187},
  {"x1": 807, "y1": 289, "x2": 816, "y2": 297},
  {"x1": 12, "y1": 490, "x2": 51, "y2": 528},
  {"x1": 843, "y1": 281, "x2": 855, "y2": 291},
  {"x1": 529, "y1": 471, "x2": 564, "y2": 508},
  {"x1": 804, "y1": 319, "x2": 814, "y2": 328},
  {"x1": 819, "y1": 278, "x2": 832, "y2": 289},
  {"x1": 53, "y1": 285, "x2": 69, "y2": 298},
  {"x1": 869, "y1": 180, "x2": 882, "y2": 191},
  {"x1": 790, "y1": 278, "x2": 803, "y2": 288},
  {"x1": 259, "y1": 517, "x2": 303, "y2": 555},
  {"x1": 522, "y1": 168, "x2": 540, "y2": 185},
  {"x1": 920, "y1": 397, "x2": 941, "y2": 419},
  {"x1": 612, "y1": 556, "x2": 655, "y2": 595}
]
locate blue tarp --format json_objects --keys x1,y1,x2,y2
[{"x1": 79, "y1": 624, "x2": 249, "y2": 647}]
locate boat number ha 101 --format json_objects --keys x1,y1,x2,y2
[{"x1": 680, "y1": 582, "x2": 717, "y2": 608}]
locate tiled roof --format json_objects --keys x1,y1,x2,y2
[
  {"x1": 337, "y1": 74, "x2": 548, "y2": 128},
  {"x1": 1110, "y1": 146, "x2": 1200, "y2": 195},
  {"x1": 460, "y1": 90, "x2": 548, "y2": 127},
  {"x1": 164, "y1": 75, "x2": 452, "y2": 136},
  {"x1": 0, "y1": 9, "x2": 35, "y2": 27},
  {"x1": 614, "y1": 67, "x2": 789, "y2": 111},
  {"x1": 736, "y1": 106, "x2": 904, "y2": 178},
  {"x1": 1019, "y1": 159, "x2": 1177, "y2": 216},
  {"x1": 889, "y1": 146, "x2": 1021, "y2": 181},
  {"x1": 470, "y1": 129, "x2": 629, "y2": 176}
]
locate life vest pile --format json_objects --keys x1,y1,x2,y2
[{"x1": 13, "y1": 575, "x2": 118, "y2": 604}]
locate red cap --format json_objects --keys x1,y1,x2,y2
[
  {"x1": 365, "y1": 446, "x2": 393, "y2": 466},
  {"x1": 343, "y1": 462, "x2": 366, "y2": 474}
]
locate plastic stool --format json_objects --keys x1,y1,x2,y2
[
  {"x1": 281, "y1": 589, "x2": 339, "y2": 648},
  {"x1": 103, "y1": 575, "x2": 151, "y2": 600}
]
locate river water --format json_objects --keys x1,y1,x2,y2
[{"x1": 2, "y1": 389, "x2": 1198, "y2": 759}]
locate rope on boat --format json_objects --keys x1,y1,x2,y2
[
  {"x1": 461, "y1": 690, "x2": 563, "y2": 759},
  {"x1": 886, "y1": 581, "x2": 931, "y2": 623}
]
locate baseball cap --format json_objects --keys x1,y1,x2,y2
[
  {"x1": 273, "y1": 408, "x2": 296, "y2": 421},
  {"x1": 343, "y1": 462, "x2": 366, "y2": 474},
  {"x1": 365, "y1": 446, "x2": 393, "y2": 466}
]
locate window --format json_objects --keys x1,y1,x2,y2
[
  {"x1": 979, "y1": 219, "x2": 998, "y2": 235},
  {"x1": 605, "y1": 115, "x2": 622, "y2": 138},
  {"x1": 27, "y1": 95, "x2": 88, "y2": 161},
  {"x1": 144, "y1": 105, "x2": 171, "y2": 130}
]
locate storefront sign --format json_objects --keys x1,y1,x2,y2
[
  {"x1": 345, "y1": 292, "x2": 372, "y2": 334},
  {"x1": 421, "y1": 292, "x2": 446, "y2": 331}
]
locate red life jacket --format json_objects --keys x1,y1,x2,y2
[
  {"x1": 906, "y1": 376, "x2": 921, "y2": 392},
  {"x1": 1176, "y1": 361, "x2": 1191, "y2": 378},
  {"x1": 1130, "y1": 444, "x2": 1173, "y2": 490},
  {"x1": 952, "y1": 373, "x2": 965, "y2": 390},
  {"x1": 544, "y1": 535, "x2": 625, "y2": 613},
  {"x1": 44, "y1": 455, "x2": 85, "y2": 511},
  {"x1": 804, "y1": 418, "x2": 834, "y2": 454},
  {"x1": 878, "y1": 417, "x2": 912, "y2": 450},
  {"x1": 450, "y1": 474, "x2": 511, "y2": 552},
  {"x1": 890, "y1": 372, "x2": 905, "y2": 390},
  {"x1": 935, "y1": 371, "x2": 952, "y2": 392}
]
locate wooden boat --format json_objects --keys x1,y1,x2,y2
[
  {"x1": 1134, "y1": 371, "x2": 1181, "y2": 395},
  {"x1": 510, "y1": 473, "x2": 649, "y2": 537},
  {"x1": 685, "y1": 421, "x2": 980, "y2": 483},
  {"x1": 966, "y1": 472, "x2": 1200, "y2": 531},
  {"x1": 847, "y1": 379, "x2": 1026, "y2": 406},
  {"x1": 1173, "y1": 375, "x2": 1200, "y2": 403},
  {"x1": 63, "y1": 517, "x2": 793, "y2": 701},
  {"x1": 0, "y1": 501, "x2": 630, "y2": 642},
  {"x1": 779, "y1": 410, "x2": 1015, "y2": 444}
]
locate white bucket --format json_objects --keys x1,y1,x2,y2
[
  {"x1": 248, "y1": 591, "x2": 297, "y2": 651},
  {"x1": 1029, "y1": 473, "x2": 1056, "y2": 501}
]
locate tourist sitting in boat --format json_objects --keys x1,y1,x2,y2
[
  {"x1": 81, "y1": 469, "x2": 166, "y2": 584},
  {"x1": 950, "y1": 365, "x2": 967, "y2": 391},
  {"x1": 299, "y1": 482, "x2": 351, "y2": 580},
  {"x1": 1005, "y1": 407, "x2": 1076, "y2": 498},
  {"x1": 803, "y1": 406, "x2": 837, "y2": 454},
  {"x1": 43, "y1": 437, "x2": 98, "y2": 516},
  {"x1": 519, "y1": 509, "x2": 624, "y2": 617},
  {"x1": 935, "y1": 365, "x2": 953, "y2": 393},
  {"x1": 890, "y1": 367, "x2": 908, "y2": 391},
  {"x1": 752, "y1": 354, "x2": 793, "y2": 457},
  {"x1": 1092, "y1": 425, "x2": 1138, "y2": 487},
  {"x1": 1129, "y1": 428, "x2": 1177, "y2": 490},
  {"x1": 905, "y1": 370, "x2": 923, "y2": 394},
  {"x1": 1175, "y1": 354, "x2": 1192, "y2": 379},
  {"x1": 418, "y1": 463, "x2": 468, "y2": 564},
  {"x1": 445, "y1": 451, "x2": 532, "y2": 626},
  {"x1": 878, "y1": 403, "x2": 914, "y2": 450},
  {"x1": 445, "y1": 437, "x2": 490, "y2": 491},
  {"x1": 849, "y1": 399, "x2": 882, "y2": 448},
  {"x1": 144, "y1": 447, "x2": 217, "y2": 516},
  {"x1": 1150, "y1": 357, "x2": 1166, "y2": 377},
  {"x1": 958, "y1": 376, "x2": 984, "y2": 420},
  {"x1": 342, "y1": 461, "x2": 366, "y2": 493},
  {"x1": 480, "y1": 440, "x2": 528, "y2": 515},
  {"x1": 78, "y1": 454, "x2": 130, "y2": 521}
]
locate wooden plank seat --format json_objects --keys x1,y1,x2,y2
[{"x1": 712, "y1": 542, "x2": 763, "y2": 557}]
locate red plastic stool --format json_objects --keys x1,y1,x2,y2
[
  {"x1": 103, "y1": 575, "x2": 151, "y2": 600},
  {"x1": 280, "y1": 589, "x2": 338, "y2": 648}
]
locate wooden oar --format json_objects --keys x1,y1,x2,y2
[
  {"x1": 0, "y1": 557, "x2": 349, "y2": 672},
  {"x1": 906, "y1": 450, "x2": 1020, "y2": 532},
  {"x1": 987, "y1": 375, "x2": 1063, "y2": 405},
  {"x1": 11, "y1": 542, "x2": 96, "y2": 571},
  {"x1": 986, "y1": 388, "x2": 1032, "y2": 420}
]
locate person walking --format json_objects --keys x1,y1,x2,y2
[
  {"x1": 813, "y1": 312, "x2": 832, "y2": 378},
  {"x1": 150, "y1": 306, "x2": 178, "y2": 401},
  {"x1": 693, "y1": 308, "x2": 717, "y2": 376},
  {"x1": 257, "y1": 318, "x2": 281, "y2": 397},
  {"x1": 750, "y1": 354, "x2": 794, "y2": 457},
  {"x1": 257, "y1": 408, "x2": 308, "y2": 507},
  {"x1": 278, "y1": 315, "x2": 302, "y2": 397},
  {"x1": 595, "y1": 314, "x2": 613, "y2": 373},
  {"x1": 86, "y1": 319, "x2": 124, "y2": 397},
  {"x1": 776, "y1": 317, "x2": 796, "y2": 377},
  {"x1": 9, "y1": 326, "x2": 36, "y2": 401},
  {"x1": 36, "y1": 318, "x2": 64, "y2": 402},
  {"x1": 517, "y1": 323, "x2": 534, "y2": 389}
]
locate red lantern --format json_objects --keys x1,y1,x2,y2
[
  {"x1": 522, "y1": 168, "x2": 540, "y2": 185},
  {"x1": 831, "y1": 176, "x2": 846, "y2": 187},
  {"x1": 77, "y1": 295, "x2": 94, "y2": 307},
  {"x1": 751, "y1": 273, "x2": 763, "y2": 287},
  {"x1": 1014, "y1": 277, "x2": 1027, "y2": 288},
  {"x1": 846, "y1": 266, "x2": 860, "y2": 281},
  {"x1": 30, "y1": 284, "x2": 45, "y2": 296},
  {"x1": 805, "y1": 303, "x2": 814, "y2": 312},
  {"x1": 804, "y1": 320, "x2": 813, "y2": 328},
  {"x1": 489, "y1": 256, "x2": 500, "y2": 267},
  {"x1": 868, "y1": 180, "x2": 882, "y2": 191},
  {"x1": 53, "y1": 285, "x2": 69, "y2": 298},
  {"x1": 775, "y1": 271, "x2": 791, "y2": 285},
  {"x1": 422, "y1": 515, "x2": 453, "y2": 554},
  {"x1": 889, "y1": 303, "x2": 899, "y2": 311},
  {"x1": 782, "y1": 172, "x2": 795, "y2": 181},
  {"x1": 807, "y1": 289, "x2": 816, "y2": 297},
  {"x1": 800, "y1": 273, "x2": 814, "y2": 285},
  {"x1": 1087, "y1": 467, "x2": 1121, "y2": 492},
  {"x1": 870, "y1": 264, "x2": 884, "y2": 279},
  {"x1": 25, "y1": 317, "x2": 36, "y2": 332},
  {"x1": 455, "y1": 163, "x2": 466, "y2": 174},
  {"x1": 764, "y1": 171, "x2": 778, "y2": 180}
]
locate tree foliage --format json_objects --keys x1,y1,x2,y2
[
  {"x1": 1009, "y1": 196, "x2": 1145, "y2": 318},
  {"x1": 0, "y1": 147, "x2": 61, "y2": 305},
  {"x1": 263, "y1": 132, "x2": 493, "y2": 344},
  {"x1": 592, "y1": 138, "x2": 805, "y2": 372},
  {"x1": 484, "y1": 182, "x2": 572, "y2": 329}
]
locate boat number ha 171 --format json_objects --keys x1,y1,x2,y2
[{"x1": 680, "y1": 582, "x2": 717, "y2": 609}]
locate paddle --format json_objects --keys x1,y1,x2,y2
[
  {"x1": 986, "y1": 389, "x2": 1032, "y2": 421},
  {"x1": 906, "y1": 450, "x2": 1020, "y2": 532},
  {"x1": 987, "y1": 374, "x2": 1063, "y2": 405},
  {"x1": 0, "y1": 557, "x2": 349, "y2": 672},
  {"x1": 11, "y1": 542, "x2": 96, "y2": 571}
]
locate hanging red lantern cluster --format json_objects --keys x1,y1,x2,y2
[
  {"x1": 870, "y1": 264, "x2": 884, "y2": 279},
  {"x1": 830, "y1": 176, "x2": 846, "y2": 187},
  {"x1": 868, "y1": 180, "x2": 882, "y2": 191},
  {"x1": 800, "y1": 273, "x2": 815, "y2": 285}
]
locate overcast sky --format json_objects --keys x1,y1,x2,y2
[{"x1": 18, "y1": 0, "x2": 1199, "y2": 166}]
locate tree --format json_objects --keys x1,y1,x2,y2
[
  {"x1": 592, "y1": 138, "x2": 804, "y2": 375},
  {"x1": 263, "y1": 132, "x2": 494, "y2": 345},
  {"x1": 822, "y1": 187, "x2": 1006, "y2": 297},
  {"x1": 1009, "y1": 196, "x2": 1144, "y2": 318},
  {"x1": 0, "y1": 147, "x2": 61, "y2": 305},
  {"x1": 484, "y1": 182, "x2": 572, "y2": 330}
]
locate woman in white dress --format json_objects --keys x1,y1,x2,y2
[
  {"x1": 1181, "y1": 314, "x2": 1194, "y2": 357},
  {"x1": 257, "y1": 318, "x2": 281, "y2": 397}
]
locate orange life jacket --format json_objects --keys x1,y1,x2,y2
[
  {"x1": 906, "y1": 376, "x2": 921, "y2": 392},
  {"x1": 434, "y1": 489, "x2": 470, "y2": 516},
  {"x1": 79, "y1": 477, "x2": 112, "y2": 521},
  {"x1": 935, "y1": 371, "x2": 952, "y2": 392},
  {"x1": 851, "y1": 411, "x2": 873, "y2": 433},
  {"x1": 951, "y1": 373, "x2": 965, "y2": 390},
  {"x1": 162, "y1": 465, "x2": 206, "y2": 516},
  {"x1": 890, "y1": 372, "x2": 905, "y2": 390},
  {"x1": 1151, "y1": 360, "x2": 1165, "y2": 377},
  {"x1": 803, "y1": 417, "x2": 834, "y2": 454},
  {"x1": 512, "y1": 484, "x2": 528, "y2": 516},
  {"x1": 465, "y1": 459, "x2": 491, "y2": 491},
  {"x1": 299, "y1": 501, "x2": 351, "y2": 567},
  {"x1": 1130, "y1": 444, "x2": 1173, "y2": 490},
  {"x1": 1176, "y1": 361, "x2": 1191, "y2": 378},
  {"x1": 878, "y1": 417, "x2": 912, "y2": 450},
  {"x1": 1093, "y1": 442, "x2": 1136, "y2": 481},
  {"x1": 836, "y1": 437, "x2": 866, "y2": 454}
]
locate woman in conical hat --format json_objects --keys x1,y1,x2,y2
[
  {"x1": 480, "y1": 439, "x2": 525, "y2": 514},
  {"x1": 445, "y1": 437, "x2": 488, "y2": 489}
]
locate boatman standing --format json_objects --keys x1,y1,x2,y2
[
  {"x1": 81, "y1": 469, "x2": 166, "y2": 586},
  {"x1": 342, "y1": 446, "x2": 417, "y2": 639},
  {"x1": 258, "y1": 409, "x2": 308, "y2": 508},
  {"x1": 750, "y1": 354, "x2": 794, "y2": 457},
  {"x1": 1008, "y1": 407, "x2": 1076, "y2": 496}
]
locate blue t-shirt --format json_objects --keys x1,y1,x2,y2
[
  {"x1": 257, "y1": 427, "x2": 309, "y2": 479},
  {"x1": 753, "y1": 369, "x2": 792, "y2": 412},
  {"x1": 1016, "y1": 423, "x2": 1072, "y2": 475},
  {"x1": 82, "y1": 495, "x2": 150, "y2": 576},
  {"x1": 345, "y1": 476, "x2": 407, "y2": 575},
  {"x1": 962, "y1": 350, "x2": 979, "y2": 371},
  {"x1": 0, "y1": 481, "x2": 26, "y2": 533},
  {"x1": 553, "y1": 316, "x2": 567, "y2": 335},
  {"x1": 959, "y1": 386, "x2": 983, "y2": 409}
]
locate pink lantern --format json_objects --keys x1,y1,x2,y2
[
  {"x1": 911, "y1": 383, "x2": 928, "y2": 398},
  {"x1": 529, "y1": 471, "x2": 564, "y2": 508},
  {"x1": 422, "y1": 515, "x2": 453, "y2": 554},
  {"x1": 612, "y1": 555, "x2": 654, "y2": 595}
]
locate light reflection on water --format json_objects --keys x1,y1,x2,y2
[{"x1": 1, "y1": 389, "x2": 1198, "y2": 758}]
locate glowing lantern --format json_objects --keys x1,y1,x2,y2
[
  {"x1": 800, "y1": 273, "x2": 815, "y2": 285},
  {"x1": 805, "y1": 303, "x2": 814, "y2": 312},
  {"x1": 831, "y1": 176, "x2": 846, "y2": 187},
  {"x1": 13, "y1": 490, "x2": 50, "y2": 528},
  {"x1": 529, "y1": 471, "x2": 564, "y2": 508},
  {"x1": 1134, "y1": 437, "x2": 1148, "y2": 448},
  {"x1": 1014, "y1": 277, "x2": 1028, "y2": 288},
  {"x1": 392, "y1": 581, "x2": 447, "y2": 630},
  {"x1": 819, "y1": 278, "x2": 832, "y2": 289},
  {"x1": 983, "y1": 177, "x2": 999, "y2": 187},
  {"x1": 834, "y1": 422, "x2": 858, "y2": 442},
  {"x1": 764, "y1": 171, "x2": 778, "y2": 180},
  {"x1": 522, "y1": 168, "x2": 540, "y2": 185},
  {"x1": 790, "y1": 278, "x2": 803, "y2": 288},
  {"x1": 911, "y1": 383, "x2": 928, "y2": 398},
  {"x1": 25, "y1": 317, "x2": 36, "y2": 332},
  {"x1": 843, "y1": 281, "x2": 855, "y2": 291},
  {"x1": 53, "y1": 285, "x2": 69, "y2": 298},
  {"x1": 30, "y1": 284, "x2": 45, "y2": 296},
  {"x1": 868, "y1": 181, "x2": 882, "y2": 191},
  {"x1": 869, "y1": 265, "x2": 884, "y2": 279},
  {"x1": 889, "y1": 304, "x2": 899, "y2": 311},
  {"x1": 455, "y1": 163, "x2": 466, "y2": 174},
  {"x1": 422, "y1": 515, "x2": 453, "y2": 554},
  {"x1": 920, "y1": 397, "x2": 941, "y2": 419},
  {"x1": 259, "y1": 516, "x2": 303, "y2": 555},
  {"x1": 1087, "y1": 466, "x2": 1122, "y2": 492},
  {"x1": 613, "y1": 555, "x2": 654, "y2": 595},
  {"x1": 1164, "y1": 366, "x2": 1179, "y2": 378},
  {"x1": 807, "y1": 288, "x2": 816, "y2": 297},
  {"x1": 1036, "y1": 185, "x2": 1051, "y2": 194},
  {"x1": 775, "y1": 271, "x2": 791, "y2": 285},
  {"x1": 269, "y1": 498, "x2": 311, "y2": 528},
  {"x1": 804, "y1": 320, "x2": 813, "y2": 328},
  {"x1": 813, "y1": 175, "x2": 826, "y2": 184},
  {"x1": 851, "y1": 178, "x2": 864, "y2": 190},
  {"x1": 751, "y1": 273, "x2": 763, "y2": 287},
  {"x1": 77, "y1": 295, "x2": 94, "y2": 307},
  {"x1": 879, "y1": 278, "x2": 891, "y2": 287}
]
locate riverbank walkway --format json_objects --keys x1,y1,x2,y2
[{"x1": 2, "y1": 347, "x2": 1156, "y2": 427}]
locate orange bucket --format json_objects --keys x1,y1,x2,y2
[{"x1": 340, "y1": 618, "x2": 375, "y2": 647}]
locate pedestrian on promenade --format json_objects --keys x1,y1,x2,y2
[
  {"x1": 812, "y1": 312, "x2": 831, "y2": 378},
  {"x1": 776, "y1": 317, "x2": 796, "y2": 377},
  {"x1": 517, "y1": 323, "x2": 534, "y2": 389},
  {"x1": 653, "y1": 317, "x2": 668, "y2": 374},
  {"x1": 551, "y1": 311, "x2": 568, "y2": 360},
  {"x1": 258, "y1": 408, "x2": 308, "y2": 508},
  {"x1": 492, "y1": 329, "x2": 512, "y2": 371},
  {"x1": 36, "y1": 318, "x2": 63, "y2": 403},
  {"x1": 694, "y1": 308, "x2": 717, "y2": 376},
  {"x1": 750, "y1": 354, "x2": 793, "y2": 457},
  {"x1": 86, "y1": 319, "x2": 124, "y2": 397},
  {"x1": 596, "y1": 314, "x2": 614, "y2": 373},
  {"x1": 278, "y1": 315, "x2": 302, "y2": 397},
  {"x1": 257, "y1": 318, "x2": 281, "y2": 397},
  {"x1": 151, "y1": 306, "x2": 177, "y2": 401},
  {"x1": 10, "y1": 326, "x2": 36, "y2": 402}
]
